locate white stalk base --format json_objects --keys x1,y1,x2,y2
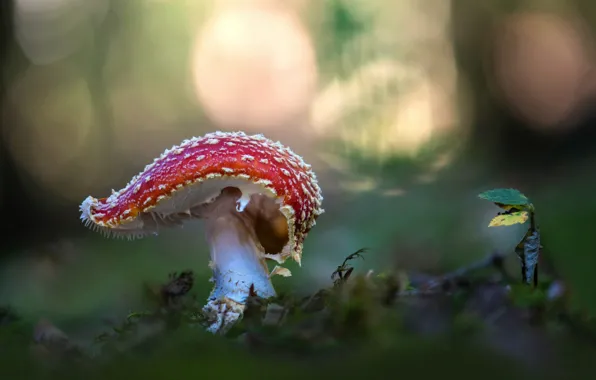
[{"x1": 202, "y1": 213, "x2": 276, "y2": 334}]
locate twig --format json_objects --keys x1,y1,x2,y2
[
  {"x1": 332, "y1": 248, "x2": 367, "y2": 286},
  {"x1": 421, "y1": 251, "x2": 510, "y2": 293}
]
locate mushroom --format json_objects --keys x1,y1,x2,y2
[{"x1": 79, "y1": 131, "x2": 324, "y2": 333}]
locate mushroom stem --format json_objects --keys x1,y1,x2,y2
[{"x1": 202, "y1": 212, "x2": 275, "y2": 333}]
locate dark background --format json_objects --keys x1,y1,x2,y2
[{"x1": 1, "y1": 0, "x2": 596, "y2": 378}]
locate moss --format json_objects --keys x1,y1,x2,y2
[{"x1": 3, "y1": 249, "x2": 596, "y2": 380}]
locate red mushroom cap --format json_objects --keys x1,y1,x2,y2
[{"x1": 80, "y1": 131, "x2": 323, "y2": 265}]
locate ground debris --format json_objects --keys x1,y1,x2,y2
[
  {"x1": 6, "y1": 247, "x2": 596, "y2": 378},
  {"x1": 30, "y1": 318, "x2": 89, "y2": 366}
]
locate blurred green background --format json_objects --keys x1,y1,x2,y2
[{"x1": 2, "y1": 0, "x2": 596, "y2": 378}]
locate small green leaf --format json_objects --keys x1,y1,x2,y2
[
  {"x1": 478, "y1": 188, "x2": 530, "y2": 206},
  {"x1": 488, "y1": 211, "x2": 529, "y2": 227}
]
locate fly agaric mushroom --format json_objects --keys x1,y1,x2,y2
[{"x1": 79, "y1": 131, "x2": 323, "y2": 333}]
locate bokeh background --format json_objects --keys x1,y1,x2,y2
[{"x1": 1, "y1": 0, "x2": 596, "y2": 377}]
